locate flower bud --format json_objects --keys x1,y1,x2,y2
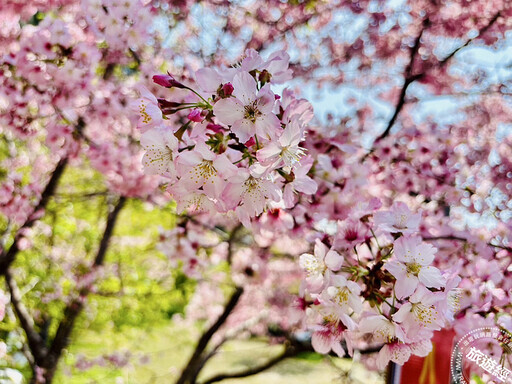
[
  {"x1": 206, "y1": 123, "x2": 224, "y2": 133},
  {"x1": 187, "y1": 109, "x2": 203, "y2": 122},
  {"x1": 221, "y1": 82, "x2": 234, "y2": 97},
  {"x1": 152, "y1": 74, "x2": 186, "y2": 89}
]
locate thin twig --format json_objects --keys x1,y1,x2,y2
[
  {"x1": 366, "y1": 10, "x2": 502, "y2": 156},
  {"x1": 200, "y1": 343, "x2": 296, "y2": 384},
  {"x1": 0, "y1": 158, "x2": 68, "y2": 275},
  {"x1": 5, "y1": 269, "x2": 48, "y2": 363},
  {"x1": 175, "y1": 286, "x2": 244, "y2": 384},
  {"x1": 40, "y1": 196, "x2": 126, "y2": 382},
  {"x1": 423, "y1": 235, "x2": 512, "y2": 253}
]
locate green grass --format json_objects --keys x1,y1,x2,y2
[{"x1": 55, "y1": 324, "x2": 385, "y2": 384}]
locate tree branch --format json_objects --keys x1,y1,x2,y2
[
  {"x1": 5, "y1": 269, "x2": 48, "y2": 363},
  {"x1": 227, "y1": 224, "x2": 243, "y2": 265},
  {"x1": 367, "y1": 10, "x2": 502, "y2": 154},
  {"x1": 175, "y1": 286, "x2": 244, "y2": 384},
  {"x1": 374, "y1": 18, "x2": 429, "y2": 144},
  {"x1": 199, "y1": 337, "x2": 384, "y2": 384},
  {"x1": 40, "y1": 196, "x2": 126, "y2": 382},
  {"x1": 0, "y1": 158, "x2": 68, "y2": 276},
  {"x1": 200, "y1": 343, "x2": 296, "y2": 384},
  {"x1": 423, "y1": 235, "x2": 512, "y2": 253},
  {"x1": 438, "y1": 11, "x2": 501, "y2": 67}
]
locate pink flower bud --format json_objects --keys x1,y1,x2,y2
[
  {"x1": 187, "y1": 109, "x2": 203, "y2": 122},
  {"x1": 221, "y1": 82, "x2": 234, "y2": 97},
  {"x1": 206, "y1": 123, "x2": 224, "y2": 133},
  {"x1": 152, "y1": 74, "x2": 186, "y2": 89},
  {"x1": 157, "y1": 98, "x2": 182, "y2": 109},
  {"x1": 244, "y1": 137, "x2": 256, "y2": 147}
]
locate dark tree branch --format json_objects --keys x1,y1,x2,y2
[
  {"x1": 93, "y1": 197, "x2": 126, "y2": 267},
  {"x1": 424, "y1": 235, "x2": 512, "y2": 253},
  {"x1": 200, "y1": 343, "x2": 296, "y2": 384},
  {"x1": 0, "y1": 158, "x2": 68, "y2": 276},
  {"x1": 367, "y1": 10, "x2": 502, "y2": 155},
  {"x1": 39, "y1": 196, "x2": 126, "y2": 382},
  {"x1": 374, "y1": 18, "x2": 429, "y2": 144},
  {"x1": 175, "y1": 286, "x2": 244, "y2": 384},
  {"x1": 5, "y1": 269, "x2": 48, "y2": 363},
  {"x1": 199, "y1": 336, "x2": 384, "y2": 384},
  {"x1": 227, "y1": 224, "x2": 243, "y2": 265},
  {"x1": 438, "y1": 11, "x2": 501, "y2": 67}
]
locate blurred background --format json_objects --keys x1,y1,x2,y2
[{"x1": 1, "y1": 0, "x2": 512, "y2": 383}]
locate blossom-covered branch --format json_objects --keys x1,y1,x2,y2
[{"x1": 0, "y1": 158, "x2": 67, "y2": 275}]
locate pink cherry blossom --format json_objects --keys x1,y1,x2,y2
[
  {"x1": 221, "y1": 168, "x2": 280, "y2": 226},
  {"x1": 131, "y1": 86, "x2": 163, "y2": 132},
  {"x1": 176, "y1": 142, "x2": 238, "y2": 198},
  {"x1": 140, "y1": 127, "x2": 179, "y2": 176},
  {"x1": 262, "y1": 50, "x2": 293, "y2": 84},
  {"x1": 323, "y1": 274, "x2": 363, "y2": 315},
  {"x1": 256, "y1": 120, "x2": 306, "y2": 168},
  {"x1": 299, "y1": 239, "x2": 343, "y2": 292},
  {"x1": 310, "y1": 321, "x2": 346, "y2": 357},
  {"x1": 333, "y1": 219, "x2": 369, "y2": 249},
  {"x1": 282, "y1": 156, "x2": 318, "y2": 208},
  {"x1": 392, "y1": 285, "x2": 445, "y2": 336},
  {"x1": 374, "y1": 201, "x2": 421, "y2": 234},
  {"x1": 213, "y1": 72, "x2": 280, "y2": 142},
  {"x1": 359, "y1": 315, "x2": 406, "y2": 344},
  {"x1": 376, "y1": 340, "x2": 432, "y2": 370},
  {"x1": 386, "y1": 236, "x2": 446, "y2": 299}
]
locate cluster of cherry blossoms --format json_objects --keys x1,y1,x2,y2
[
  {"x1": 299, "y1": 202, "x2": 461, "y2": 369},
  {"x1": 136, "y1": 49, "x2": 317, "y2": 226}
]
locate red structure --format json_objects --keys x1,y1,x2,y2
[{"x1": 400, "y1": 329, "x2": 456, "y2": 384}]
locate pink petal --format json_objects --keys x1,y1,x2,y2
[
  {"x1": 231, "y1": 118, "x2": 254, "y2": 143},
  {"x1": 418, "y1": 266, "x2": 446, "y2": 288},
  {"x1": 385, "y1": 261, "x2": 406, "y2": 279},
  {"x1": 331, "y1": 339, "x2": 346, "y2": 357},
  {"x1": 255, "y1": 113, "x2": 281, "y2": 139},
  {"x1": 410, "y1": 340, "x2": 432, "y2": 357},
  {"x1": 293, "y1": 176, "x2": 318, "y2": 195},
  {"x1": 256, "y1": 143, "x2": 281, "y2": 164},
  {"x1": 391, "y1": 302, "x2": 412, "y2": 323},
  {"x1": 195, "y1": 68, "x2": 222, "y2": 93},
  {"x1": 213, "y1": 98, "x2": 245, "y2": 125},
  {"x1": 324, "y1": 250, "x2": 343, "y2": 271},
  {"x1": 311, "y1": 331, "x2": 332, "y2": 354},
  {"x1": 232, "y1": 71, "x2": 257, "y2": 105},
  {"x1": 394, "y1": 273, "x2": 418, "y2": 299}
]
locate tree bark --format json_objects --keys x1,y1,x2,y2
[
  {"x1": 35, "y1": 196, "x2": 126, "y2": 383},
  {"x1": 175, "y1": 286, "x2": 244, "y2": 384},
  {"x1": 0, "y1": 158, "x2": 68, "y2": 275}
]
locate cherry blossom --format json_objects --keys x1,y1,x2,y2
[
  {"x1": 256, "y1": 121, "x2": 306, "y2": 168},
  {"x1": 386, "y1": 236, "x2": 446, "y2": 299},
  {"x1": 374, "y1": 202, "x2": 421, "y2": 235},
  {"x1": 299, "y1": 239, "x2": 343, "y2": 292},
  {"x1": 3, "y1": 1, "x2": 512, "y2": 382},
  {"x1": 392, "y1": 286, "x2": 444, "y2": 335},
  {"x1": 141, "y1": 127, "x2": 179, "y2": 176},
  {"x1": 213, "y1": 72, "x2": 280, "y2": 142}
]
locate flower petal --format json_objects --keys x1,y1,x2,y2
[
  {"x1": 232, "y1": 71, "x2": 257, "y2": 105},
  {"x1": 213, "y1": 98, "x2": 245, "y2": 125},
  {"x1": 324, "y1": 250, "x2": 343, "y2": 271},
  {"x1": 311, "y1": 331, "x2": 333, "y2": 354},
  {"x1": 394, "y1": 273, "x2": 418, "y2": 299},
  {"x1": 419, "y1": 266, "x2": 446, "y2": 289}
]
